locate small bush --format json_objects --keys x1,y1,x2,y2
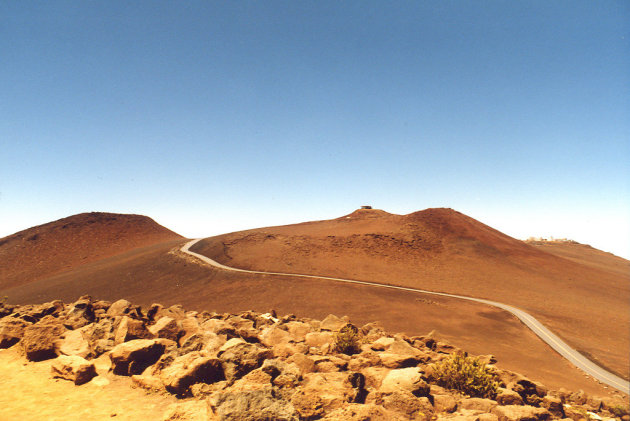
[
  {"x1": 430, "y1": 353, "x2": 499, "y2": 398},
  {"x1": 333, "y1": 323, "x2": 361, "y2": 355}
]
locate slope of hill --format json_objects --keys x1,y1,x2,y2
[
  {"x1": 191, "y1": 208, "x2": 630, "y2": 381},
  {"x1": 526, "y1": 239, "x2": 630, "y2": 278},
  {"x1": 0, "y1": 212, "x2": 182, "y2": 290},
  {"x1": 0, "y1": 238, "x2": 617, "y2": 396}
]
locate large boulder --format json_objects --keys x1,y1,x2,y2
[
  {"x1": 290, "y1": 372, "x2": 367, "y2": 419},
  {"x1": 63, "y1": 295, "x2": 95, "y2": 329},
  {"x1": 378, "y1": 338, "x2": 430, "y2": 368},
  {"x1": 180, "y1": 331, "x2": 225, "y2": 355},
  {"x1": 496, "y1": 388, "x2": 524, "y2": 406},
  {"x1": 178, "y1": 317, "x2": 201, "y2": 346},
  {"x1": 305, "y1": 331, "x2": 334, "y2": 349},
  {"x1": 379, "y1": 367, "x2": 430, "y2": 397},
  {"x1": 285, "y1": 321, "x2": 312, "y2": 341},
  {"x1": 51, "y1": 355, "x2": 97, "y2": 385},
  {"x1": 217, "y1": 338, "x2": 273, "y2": 381},
  {"x1": 109, "y1": 339, "x2": 170, "y2": 375},
  {"x1": 160, "y1": 352, "x2": 224, "y2": 396},
  {"x1": 25, "y1": 300, "x2": 65, "y2": 321},
  {"x1": 148, "y1": 316, "x2": 181, "y2": 342},
  {"x1": 22, "y1": 316, "x2": 66, "y2": 361},
  {"x1": 0, "y1": 316, "x2": 30, "y2": 348},
  {"x1": 114, "y1": 316, "x2": 153, "y2": 344},
  {"x1": 320, "y1": 314, "x2": 350, "y2": 331},
  {"x1": 541, "y1": 396, "x2": 564, "y2": 418},
  {"x1": 85, "y1": 318, "x2": 115, "y2": 356},
  {"x1": 56, "y1": 327, "x2": 91, "y2": 358},
  {"x1": 106, "y1": 299, "x2": 133, "y2": 317},
  {"x1": 259, "y1": 325, "x2": 292, "y2": 348}
]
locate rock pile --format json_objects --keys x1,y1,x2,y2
[{"x1": 0, "y1": 297, "x2": 627, "y2": 421}]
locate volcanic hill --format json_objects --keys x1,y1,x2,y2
[
  {"x1": 1, "y1": 208, "x2": 627, "y2": 396},
  {"x1": 191, "y1": 208, "x2": 630, "y2": 381},
  {"x1": 0, "y1": 212, "x2": 182, "y2": 291}
]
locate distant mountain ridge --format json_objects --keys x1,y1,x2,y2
[{"x1": 0, "y1": 212, "x2": 182, "y2": 290}]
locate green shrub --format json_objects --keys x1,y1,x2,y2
[
  {"x1": 430, "y1": 353, "x2": 499, "y2": 398},
  {"x1": 333, "y1": 323, "x2": 361, "y2": 355}
]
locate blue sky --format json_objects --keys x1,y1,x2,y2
[{"x1": 1, "y1": 1, "x2": 629, "y2": 258}]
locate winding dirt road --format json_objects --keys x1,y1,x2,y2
[{"x1": 182, "y1": 238, "x2": 629, "y2": 394}]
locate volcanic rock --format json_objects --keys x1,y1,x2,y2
[
  {"x1": 51, "y1": 355, "x2": 97, "y2": 385},
  {"x1": 160, "y1": 352, "x2": 224, "y2": 396},
  {"x1": 110, "y1": 338, "x2": 170, "y2": 375},
  {"x1": 492, "y1": 405, "x2": 551, "y2": 421},
  {"x1": 0, "y1": 316, "x2": 30, "y2": 348},
  {"x1": 22, "y1": 315, "x2": 66, "y2": 361}
]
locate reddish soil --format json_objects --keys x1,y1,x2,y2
[
  {"x1": 527, "y1": 240, "x2": 630, "y2": 278},
  {"x1": 1, "y1": 209, "x2": 627, "y2": 399},
  {"x1": 0, "y1": 240, "x2": 621, "y2": 398},
  {"x1": 0, "y1": 212, "x2": 182, "y2": 291},
  {"x1": 191, "y1": 208, "x2": 630, "y2": 382}
]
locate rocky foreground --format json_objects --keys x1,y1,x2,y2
[{"x1": 0, "y1": 297, "x2": 627, "y2": 421}]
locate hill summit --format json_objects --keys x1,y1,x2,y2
[{"x1": 0, "y1": 212, "x2": 182, "y2": 290}]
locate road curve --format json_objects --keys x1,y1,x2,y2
[{"x1": 181, "y1": 238, "x2": 629, "y2": 394}]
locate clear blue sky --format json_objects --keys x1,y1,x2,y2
[{"x1": 1, "y1": 1, "x2": 629, "y2": 258}]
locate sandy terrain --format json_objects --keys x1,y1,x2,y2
[{"x1": 0, "y1": 347, "x2": 176, "y2": 420}]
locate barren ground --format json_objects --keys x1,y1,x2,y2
[
  {"x1": 1, "y1": 209, "x2": 627, "y2": 403},
  {"x1": 190, "y1": 208, "x2": 630, "y2": 382},
  {"x1": 0, "y1": 347, "x2": 177, "y2": 420}
]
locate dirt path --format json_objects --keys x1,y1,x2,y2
[{"x1": 0, "y1": 348, "x2": 177, "y2": 421}]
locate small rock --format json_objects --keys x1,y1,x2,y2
[
  {"x1": 379, "y1": 367, "x2": 430, "y2": 397},
  {"x1": 434, "y1": 394, "x2": 458, "y2": 413},
  {"x1": 51, "y1": 355, "x2": 97, "y2": 385}
]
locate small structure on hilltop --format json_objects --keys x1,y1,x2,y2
[{"x1": 361, "y1": 205, "x2": 372, "y2": 209}]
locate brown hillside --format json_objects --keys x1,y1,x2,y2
[
  {"x1": 191, "y1": 208, "x2": 630, "y2": 381},
  {"x1": 0, "y1": 241, "x2": 619, "y2": 397},
  {"x1": 0, "y1": 212, "x2": 182, "y2": 290},
  {"x1": 527, "y1": 240, "x2": 630, "y2": 277}
]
